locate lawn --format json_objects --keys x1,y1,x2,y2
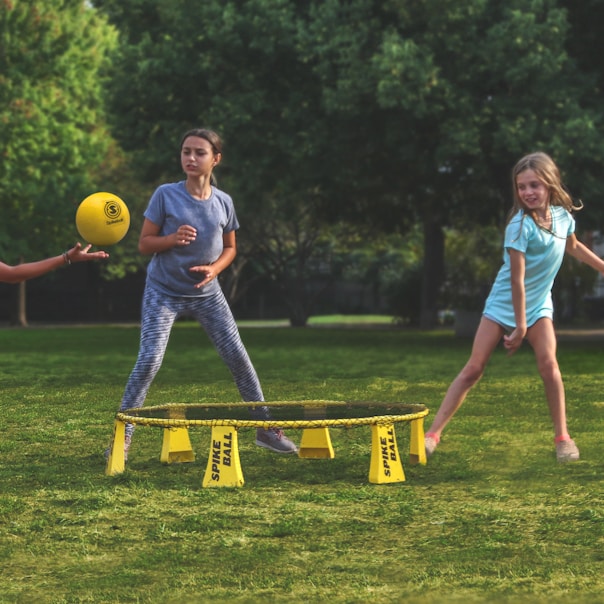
[{"x1": 0, "y1": 323, "x2": 602, "y2": 603}]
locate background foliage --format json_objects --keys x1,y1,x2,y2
[
  {"x1": 87, "y1": 0, "x2": 604, "y2": 326},
  {"x1": 3, "y1": 0, "x2": 604, "y2": 326},
  {"x1": 0, "y1": 0, "x2": 117, "y2": 262}
]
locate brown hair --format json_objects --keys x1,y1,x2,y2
[
  {"x1": 180, "y1": 128, "x2": 222, "y2": 186},
  {"x1": 180, "y1": 128, "x2": 223, "y2": 155},
  {"x1": 509, "y1": 152, "x2": 582, "y2": 225}
]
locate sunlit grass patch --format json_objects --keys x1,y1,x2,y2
[{"x1": 0, "y1": 324, "x2": 602, "y2": 602}]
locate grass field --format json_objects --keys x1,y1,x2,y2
[{"x1": 0, "y1": 322, "x2": 602, "y2": 603}]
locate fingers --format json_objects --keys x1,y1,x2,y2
[
  {"x1": 175, "y1": 225, "x2": 197, "y2": 246},
  {"x1": 503, "y1": 333, "x2": 522, "y2": 355},
  {"x1": 189, "y1": 265, "x2": 210, "y2": 274},
  {"x1": 189, "y1": 266, "x2": 214, "y2": 288},
  {"x1": 69, "y1": 243, "x2": 109, "y2": 261}
]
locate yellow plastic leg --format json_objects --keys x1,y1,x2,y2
[
  {"x1": 202, "y1": 426, "x2": 244, "y2": 488},
  {"x1": 105, "y1": 420, "x2": 126, "y2": 476},
  {"x1": 369, "y1": 423, "x2": 406, "y2": 484},
  {"x1": 298, "y1": 427, "x2": 335, "y2": 459},
  {"x1": 160, "y1": 427, "x2": 196, "y2": 464},
  {"x1": 409, "y1": 417, "x2": 427, "y2": 465}
]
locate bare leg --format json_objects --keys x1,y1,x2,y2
[
  {"x1": 427, "y1": 317, "x2": 504, "y2": 440},
  {"x1": 525, "y1": 318, "x2": 579, "y2": 462},
  {"x1": 525, "y1": 318, "x2": 568, "y2": 438}
]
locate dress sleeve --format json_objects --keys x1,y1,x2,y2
[
  {"x1": 565, "y1": 208, "x2": 576, "y2": 237},
  {"x1": 504, "y1": 212, "x2": 531, "y2": 254}
]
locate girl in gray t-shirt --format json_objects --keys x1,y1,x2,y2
[{"x1": 110, "y1": 128, "x2": 297, "y2": 460}]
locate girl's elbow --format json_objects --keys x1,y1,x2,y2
[
  {"x1": 2, "y1": 270, "x2": 22, "y2": 284},
  {"x1": 138, "y1": 240, "x2": 154, "y2": 255}
]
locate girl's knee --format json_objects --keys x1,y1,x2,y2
[
  {"x1": 538, "y1": 359, "x2": 561, "y2": 382},
  {"x1": 458, "y1": 362, "x2": 484, "y2": 386}
]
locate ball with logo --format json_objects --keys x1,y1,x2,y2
[{"x1": 76, "y1": 192, "x2": 130, "y2": 246}]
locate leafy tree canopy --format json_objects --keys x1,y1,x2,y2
[
  {"x1": 97, "y1": 0, "x2": 604, "y2": 325},
  {"x1": 0, "y1": 0, "x2": 118, "y2": 263}
]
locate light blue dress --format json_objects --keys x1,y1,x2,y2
[{"x1": 483, "y1": 206, "x2": 574, "y2": 329}]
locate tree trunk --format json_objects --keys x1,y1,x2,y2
[
  {"x1": 284, "y1": 281, "x2": 310, "y2": 327},
  {"x1": 11, "y1": 280, "x2": 28, "y2": 327},
  {"x1": 419, "y1": 218, "x2": 444, "y2": 329}
]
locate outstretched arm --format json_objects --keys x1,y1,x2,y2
[
  {"x1": 0, "y1": 243, "x2": 109, "y2": 284},
  {"x1": 565, "y1": 234, "x2": 604, "y2": 276}
]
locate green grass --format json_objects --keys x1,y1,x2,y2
[
  {"x1": 0, "y1": 323, "x2": 603, "y2": 603},
  {"x1": 237, "y1": 314, "x2": 398, "y2": 328}
]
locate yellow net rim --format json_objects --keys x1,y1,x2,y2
[{"x1": 116, "y1": 400, "x2": 429, "y2": 429}]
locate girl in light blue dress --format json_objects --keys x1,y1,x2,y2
[{"x1": 425, "y1": 152, "x2": 604, "y2": 463}]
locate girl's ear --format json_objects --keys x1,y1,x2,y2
[{"x1": 213, "y1": 153, "x2": 222, "y2": 167}]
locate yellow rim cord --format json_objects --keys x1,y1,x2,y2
[{"x1": 117, "y1": 400, "x2": 428, "y2": 430}]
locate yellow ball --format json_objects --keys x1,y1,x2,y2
[{"x1": 76, "y1": 192, "x2": 130, "y2": 246}]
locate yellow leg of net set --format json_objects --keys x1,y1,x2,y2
[
  {"x1": 160, "y1": 427, "x2": 196, "y2": 464},
  {"x1": 106, "y1": 403, "x2": 428, "y2": 486},
  {"x1": 105, "y1": 419, "x2": 127, "y2": 476}
]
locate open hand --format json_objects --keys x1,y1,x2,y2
[
  {"x1": 68, "y1": 242, "x2": 109, "y2": 262},
  {"x1": 189, "y1": 264, "x2": 216, "y2": 288}
]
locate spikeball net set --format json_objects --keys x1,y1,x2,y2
[
  {"x1": 105, "y1": 400, "x2": 429, "y2": 487},
  {"x1": 75, "y1": 197, "x2": 431, "y2": 486}
]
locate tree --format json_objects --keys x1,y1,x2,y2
[
  {"x1": 0, "y1": 0, "x2": 118, "y2": 324},
  {"x1": 311, "y1": 0, "x2": 604, "y2": 325},
  {"x1": 98, "y1": 0, "x2": 343, "y2": 325},
  {"x1": 98, "y1": 0, "x2": 604, "y2": 328}
]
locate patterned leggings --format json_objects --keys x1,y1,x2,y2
[{"x1": 120, "y1": 286, "x2": 269, "y2": 437}]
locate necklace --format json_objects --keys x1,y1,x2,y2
[
  {"x1": 536, "y1": 209, "x2": 565, "y2": 239},
  {"x1": 537, "y1": 210, "x2": 551, "y2": 222},
  {"x1": 536, "y1": 210, "x2": 552, "y2": 228}
]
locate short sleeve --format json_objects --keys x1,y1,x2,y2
[
  {"x1": 504, "y1": 212, "x2": 532, "y2": 254},
  {"x1": 144, "y1": 186, "x2": 166, "y2": 226}
]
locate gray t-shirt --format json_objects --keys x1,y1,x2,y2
[{"x1": 144, "y1": 181, "x2": 240, "y2": 297}]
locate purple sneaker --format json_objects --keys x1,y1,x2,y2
[{"x1": 255, "y1": 428, "x2": 298, "y2": 454}]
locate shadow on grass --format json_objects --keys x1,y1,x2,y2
[{"x1": 3, "y1": 424, "x2": 512, "y2": 495}]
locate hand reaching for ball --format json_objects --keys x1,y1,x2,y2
[{"x1": 66, "y1": 242, "x2": 109, "y2": 263}]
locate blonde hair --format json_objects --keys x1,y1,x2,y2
[{"x1": 508, "y1": 152, "x2": 582, "y2": 225}]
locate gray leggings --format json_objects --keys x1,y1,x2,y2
[{"x1": 121, "y1": 286, "x2": 268, "y2": 437}]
